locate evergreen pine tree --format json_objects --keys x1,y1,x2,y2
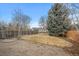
[{"x1": 47, "y1": 3, "x2": 71, "y2": 36}]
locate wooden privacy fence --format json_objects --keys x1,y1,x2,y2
[{"x1": 0, "y1": 30, "x2": 38, "y2": 39}]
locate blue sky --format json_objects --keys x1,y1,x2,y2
[
  {"x1": 0, "y1": 3, "x2": 79, "y2": 27},
  {"x1": 0, "y1": 3, "x2": 52, "y2": 27}
]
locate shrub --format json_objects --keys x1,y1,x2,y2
[
  {"x1": 66, "y1": 30, "x2": 79, "y2": 43},
  {"x1": 32, "y1": 28, "x2": 39, "y2": 34}
]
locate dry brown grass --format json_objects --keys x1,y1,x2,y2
[{"x1": 20, "y1": 33, "x2": 73, "y2": 48}]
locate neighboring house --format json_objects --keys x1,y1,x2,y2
[
  {"x1": 38, "y1": 28, "x2": 48, "y2": 33},
  {"x1": 31, "y1": 27, "x2": 47, "y2": 33}
]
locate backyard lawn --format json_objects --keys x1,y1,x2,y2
[
  {"x1": 0, "y1": 33, "x2": 79, "y2": 55},
  {"x1": 20, "y1": 33, "x2": 73, "y2": 48}
]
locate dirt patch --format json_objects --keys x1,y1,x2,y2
[
  {"x1": 0, "y1": 38, "x2": 17, "y2": 43},
  {"x1": 63, "y1": 39, "x2": 79, "y2": 56},
  {"x1": 0, "y1": 39, "x2": 71, "y2": 56}
]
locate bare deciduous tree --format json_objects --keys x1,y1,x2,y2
[
  {"x1": 39, "y1": 16, "x2": 47, "y2": 32},
  {"x1": 11, "y1": 9, "x2": 31, "y2": 35}
]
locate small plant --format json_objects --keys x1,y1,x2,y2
[{"x1": 32, "y1": 28, "x2": 39, "y2": 34}]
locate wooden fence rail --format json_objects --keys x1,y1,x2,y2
[{"x1": 0, "y1": 30, "x2": 35, "y2": 39}]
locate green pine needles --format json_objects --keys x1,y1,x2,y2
[{"x1": 47, "y1": 4, "x2": 71, "y2": 36}]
